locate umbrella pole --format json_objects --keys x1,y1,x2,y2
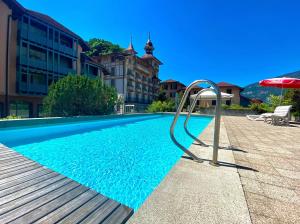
[{"x1": 280, "y1": 85, "x2": 283, "y2": 105}]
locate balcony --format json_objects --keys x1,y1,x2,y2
[
  {"x1": 28, "y1": 31, "x2": 47, "y2": 46},
  {"x1": 127, "y1": 72, "x2": 135, "y2": 80},
  {"x1": 20, "y1": 56, "x2": 47, "y2": 70},
  {"x1": 60, "y1": 45, "x2": 75, "y2": 56},
  {"x1": 60, "y1": 67, "x2": 76, "y2": 75},
  {"x1": 19, "y1": 82, "x2": 47, "y2": 94}
]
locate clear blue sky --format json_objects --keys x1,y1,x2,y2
[{"x1": 19, "y1": 0, "x2": 300, "y2": 87}]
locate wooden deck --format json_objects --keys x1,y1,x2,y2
[{"x1": 0, "y1": 144, "x2": 133, "y2": 224}]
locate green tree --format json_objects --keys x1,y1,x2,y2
[
  {"x1": 43, "y1": 75, "x2": 117, "y2": 116},
  {"x1": 157, "y1": 87, "x2": 167, "y2": 101},
  {"x1": 86, "y1": 38, "x2": 124, "y2": 56},
  {"x1": 146, "y1": 100, "x2": 176, "y2": 112}
]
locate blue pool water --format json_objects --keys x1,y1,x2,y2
[{"x1": 2, "y1": 114, "x2": 212, "y2": 210}]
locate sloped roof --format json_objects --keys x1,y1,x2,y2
[
  {"x1": 160, "y1": 79, "x2": 186, "y2": 86},
  {"x1": 217, "y1": 82, "x2": 242, "y2": 89},
  {"x1": 141, "y1": 54, "x2": 163, "y2": 65}
]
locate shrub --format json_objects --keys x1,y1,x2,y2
[
  {"x1": 146, "y1": 100, "x2": 176, "y2": 112},
  {"x1": 250, "y1": 103, "x2": 273, "y2": 113},
  {"x1": 0, "y1": 115, "x2": 21, "y2": 120},
  {"x1": 222, "y1": 104, "x2": 250, "y2": 110},
  {"x1": 43, "y1": 75, "x2": 117, "y2": 116}
]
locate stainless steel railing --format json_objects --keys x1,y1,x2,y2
[
  {"x1": 183, "y1": 88, "x2": 212, "y2": 147},
  {"x1": 170, "y1": 80, "x2": 222, "y2": 165}
]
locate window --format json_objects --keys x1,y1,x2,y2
[
  {"x1": 49, "y1": 29, "x2": 53, "y2": 40},
  {"x1": 54, "y1": 31, "x2": 59, "y2": 43},
  {"x1": 171, "y1": 83, "x2": 177, "y2": 90},
  {"x1": 30, "y1": 71, "x2": 46, "y2": 85},
  {"x1": 0, "y1": 103, "x2": 3, "y2": 118},
  {"x1": 60, "y1": 55, "x2": 73, "y2": 69},
  {"x1": 23, "y1": 16, "x2": 29, "y2": 24},
  {"x1": 9, "y1": 101, "x2": 32, "y2": 118},
  {"x1": 38, "y1": 104, "x2": 45, "y2": 118},
  {"x1": 29, "y1": 45, "x2": 46, "y2": 61},
  {"x1": 111, "y1": 79, "x2": 116, "y2": 87},
  {"x1": 212, "y1": 100, "x2": 216, "y2": 106},
  {"x1": 226, "y1": 89, "x2": 232, "y2": 94},
  {"x1": 111, "y1": 67, "x2": 115, "y2": 76},
  {"x1": 60, "y1": 34, "x2": 72, "y2": 48}
]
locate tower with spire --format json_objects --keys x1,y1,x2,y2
[
  {"x1": 124, "y1": 35, "x2": 137, "y2": 55},
  {"x1": 144, "y1": 32, "x2": 154, "y2": 55}
]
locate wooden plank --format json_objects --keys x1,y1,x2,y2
[
  {"x1": 56, "y1": 194, "x2": 109, "y2": 224},
  {"x1": 0, "y1": 160, "x2": 35, "y2": 171},
  {"x1": 0, "y1": 178, "x2": 72, "y2": 217},
  {"x1": 0, "y1": 162, "x2": 39, "y2": 175},
  {"x1": 34, "y1": 189, "x2": 99, "y2": 224},
  {"x1": 0, "y1": 181, "x2": 80, "y2": 224},
  {"x1": 0, "y1": 169, "x2": 53, "y2": 191},
  {"x1": 101, "y1": 205, "x2": 134, "y2": 224},
  {"x1": 0, "y1": 157, "x2": 29, "y2": 167},
  {"x1": 80, "y1": 199, "x2": 120, "y2": 224},
  {"x1": 0, "y1": 154, "x2": 24, "y2": 161},
  {"x1": 10, "y1": 185, "x2": 90, "y2": 224},
  {"x1": 0, "y1": 164, "x2": 41, "y2": 179},
  {"x1": 0, "y1": 167, "x2": 47, "y2": 186},
  {"x1": 0, "y1": 175, "x2": 67, "y2": 208},
  {"x1": 0, "y1": 172, "x2": 58, "y2": 198}
]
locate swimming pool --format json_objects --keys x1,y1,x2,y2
[{"x1": 0, "y1": 114, "x2": 212, "y2": 210}]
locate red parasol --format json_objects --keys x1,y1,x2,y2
[
  {"x1": 259, "y1": 77, "x2": 300, "y2": 88},
  {"x1": 259, "y1": 77, "x2": 300, "y2": 104}
]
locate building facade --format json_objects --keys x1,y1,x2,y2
[
  {"x1": 93, "y1": 37, "x2": 162, "y2": 111},
  {"x1": 0, "y1": 0, "x2": 103, "y2": 117},
  {"x1": 160, "y1": 79, "x2": 186, "y2": 99}
]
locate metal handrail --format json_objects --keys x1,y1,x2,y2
[
  {"x1": 184, "y1": 88, "x2": 212, "y2": 146},
  {"x1": 170, "y1": 80, "x2": 222, "y2": 165}
]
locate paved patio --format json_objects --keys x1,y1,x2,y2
[
  {"x1": 129, "y1": 116, "x2": 300, "y2": 224},
  {"x1": 224, "y1": 116, "x2": 300, "y2": 224}
]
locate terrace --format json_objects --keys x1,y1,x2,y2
[{"x1": 129, "y1": 116, "x2": 300, "y2": 224}]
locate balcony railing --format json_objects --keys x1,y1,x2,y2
[
  {"x1": 20, "y1": 56, "x2": 47, "y2": 70},
  {"x1": 19, "y1": 82, "x2": 47, "y2": 94}
]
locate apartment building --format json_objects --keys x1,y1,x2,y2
[
  {"x1": 160, "y1": 79, "x2": 186, "y2": 98},
  {"x1": 0, "y1": 0, "x2": 103, "y2": 117},
  {"x1": 93, "y1": 36, "x2": 162, "y2": 111}
]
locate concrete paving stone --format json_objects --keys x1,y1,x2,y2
[
  {"x1": 241, "y1": 177, "x2": 264, "y2": 195},
  {"x1": 238, "y1": 169, "x2": 258, "y2": 179},
  {"x1": 269, "y1": 200, "x2": 300, "y2": 224},
  {"x1": 250, "y1": 213, "x2": 282, "y2": 224},
  {"x1": 251, "y1": 164, "x2": 281, "y2": 175},
  {"x1": 255, "y1": 172, "x2": 296, "y2": 189},
  {"x1": 246, "y1": 195, "x2": 277, "y2": 219},
  {"x1": 260, "y1": 183, "x2": 300, "y2": 204},
  {"x1": 275, "y1": 168, "x2": 300, "y2": 180}
]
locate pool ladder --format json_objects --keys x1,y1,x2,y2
[{"x1": 170, "y1": 80, "x2": 222, "y2": 165}]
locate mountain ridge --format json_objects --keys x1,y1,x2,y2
[{"x1": 241, "y1": 70, "x2": 300, "y2": 101}]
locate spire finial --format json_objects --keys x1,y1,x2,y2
[
  {"x1": 144, "y1": 32, "x2": 154, "y2": 55},
  {"x1": 125, "y1": 34, "x2": 137, "y2": 55}
]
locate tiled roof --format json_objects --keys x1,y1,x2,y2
[
  {"x1": 217, "y1": 82, "x2": 242, "y2": 89},
  {"x1": 160, "y1": 79, "x2": 186, "y2": 86},
  {"x1": 141, "y1": 54, "x2": 163, "y2": 65}
]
